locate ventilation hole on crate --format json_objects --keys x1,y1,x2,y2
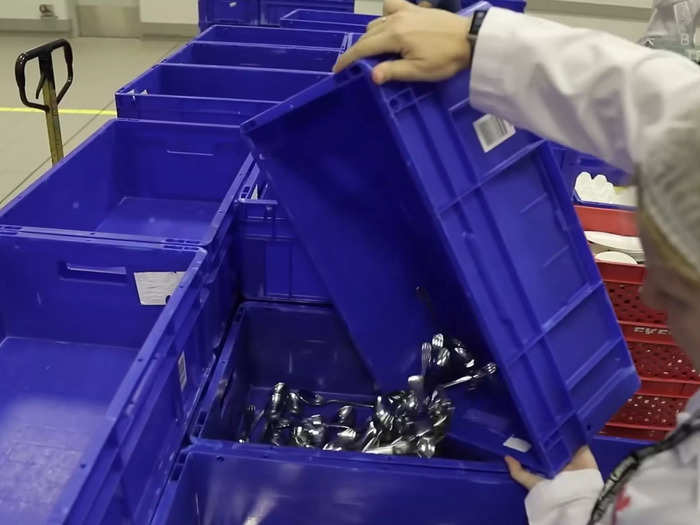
[
  {"x1": 80, "y1": 463, "x2": 86, "y2": 469},
  {"x1": 137, "y1": 357, "x2": 143, "y2": 362},
  {"x1": 216, "y1": 456, "x2": 224, "y2": 462}
]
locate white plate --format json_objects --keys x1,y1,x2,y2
[
  {"x1": 584, "y1": 230, "x2": 644, "y2": 257},
  {"x1": 595, "y1": 251, "x2": 638, "y2": 264}
]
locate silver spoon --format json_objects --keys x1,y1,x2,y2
[
  {"x1": 451, "y1": 346, "x2": 476, "y2": 369},
  {"x1": 365, "y1": 437, "x2": 414, "y2": 455},
  {"x1": 237, "y1": 404, "x2": 262, "y2": 443},
  {"x1": 416, "y1": 435, "x2": 437, "y2": 458},
  {"x1": 439, "y1": 362, "x2": 497, "y2": 389},
  {"x1": 296, "y1": 389, "x2": 374, "y2": 409},
  {"x1": 267, "y1": 382, "x2": 289, "y2": 417},
  {"x1": 373, "y1": 395, "x2": 395, "y2": 434},
  {"x1": 333, "y1": 405, "x2": 356, "y2": 428},
  {"x1": 421, "y1": 342, "x2": 433, "y2": 377},
  {"x1": 407, "y1": 375, "x2": 426, "y2": 411},
  {"x1": 323, "y1": 427, "x2": 359, "y2": 451}
]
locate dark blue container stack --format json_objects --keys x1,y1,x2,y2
[{"x1": 0, "y1": 1, "x2": 652, "y2": 524}]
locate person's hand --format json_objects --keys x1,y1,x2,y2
[
  {"x1": 418, "y1": 1, "x2": 434, "y2": 7},
  {"x1": 505, "y1": 446, "x2": 599, "y2": 491},
  {"x1": 333, "y1": 0, "x2": 473, "y2": 84}
]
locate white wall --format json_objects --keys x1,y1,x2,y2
[
  {"x1": 139, "y1": 0, "x2": 197, "y2": 23},
  {"x1": 354, "y1": 0, "x2": 649, "y2": 40},
  {"x1": 0, "y1": 0, "x2": 70, "y2": 19},
  {"x1": 78, "y1": 0, "x2": 137, "y2": 5}
]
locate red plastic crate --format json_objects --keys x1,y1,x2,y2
[
  {"x1": 622, "y1": 321, "x2": 700, "y2": 397},
  {"x1": 576, "y1": 206, "x2": 700, "y2": 438},
  {"x1": 602, "y1": 393, "x2": 688, "y2": 441}
]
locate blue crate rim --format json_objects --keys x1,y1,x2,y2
[
  {"x1": 195, "y1": 23, "x2": 351, "y2": 50},
  {"x1": 0, "y1": 118, "x2": 248, "y2": 247}
]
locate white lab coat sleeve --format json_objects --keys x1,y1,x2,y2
[
  {"x1": 525, "y1": 469, "x2": 604, "y2": 525},
  {"x1": 469, "y1": 8, "x2": 700, "y2": 174}
]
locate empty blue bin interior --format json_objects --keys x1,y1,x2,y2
[
  {"x1": 260, "y1": 0, "x2": 354, "y2": 26},
  {"x1": 0, "y1": 234, "x2": 200, "y2": 524},
  {"x1": 280, "y1": 8, "x2": 376, "y2": 31},
  {"x1": 165, "y1": 42, "x2": 340, "y2": 72},
  {"x1": 0, "y1": 119, "x2": 247, "y2": 242},
  {"x1": 120, "y1": 64, "x2": 328, "y2": 101},
  {"x1": 196, "y1": 24, "x2": 347, "y2": 49},
  {"x1": 242, "y1": 59, "x2": 639, "y2": 475}
]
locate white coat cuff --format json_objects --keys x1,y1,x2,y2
[
  {"x1": 469, "y1": 7, "x2": 521, "y2": 116},
  {"x1": 526, "y1": 469, "x2": 604, "y2": 523}
]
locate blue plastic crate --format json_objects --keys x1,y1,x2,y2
[
  {"x1": 198, "y1": 0, "x2": 259, "y2": 30},
  {"x1": 0, "y1": 119, "x2": 249, "y2": 351},
  {"x1": 0, "y1": 232, "x2": 217, "y2": 524},
  {"x1": 550, "y1": 143, "x2": 633, "y2": 209},
  {"x1": 242, "y1": 48, "x2": 639, "y2": 475},
  {"x1": 115, "y1": 64, "x2": 329, "y2": 125},
  {"x1": 185, "y1": 301, "x2": 529, "y2": 524},
  {"x1": 260, "y1": 0, "x2": 354, "y2": 26},
  {"x1": 234, "y1": 156, "x2": 329, "y2": 302},
  {"x1": 164, "y1": 41, "x2": 340, "y2": 72},
  {"x1": 195, "y1": 24, "x2": 348, "y2": 49},
  {"x1": 152, "y1": 435, "x2": 649, "y2": 525},
  {"x1": 280, "y1": 9, "x2": 377, "y2": 32},
  {"x1": 171, "y1": 301, "x2": 648, "y2": 524}
]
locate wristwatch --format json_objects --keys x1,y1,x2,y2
[{"x1": 468, "y1": 10, "x2": 488, "y2": 51}]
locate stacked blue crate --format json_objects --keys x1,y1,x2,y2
[
  {"x1": 0, "y1": 23, "x2": 348, "y2": 522},
  {"x1": 198, "y1": 0, "x2": 354, "y2": 30},
  {"x1": 280, "y1": 9, "x2": 377, "y2": 32}
]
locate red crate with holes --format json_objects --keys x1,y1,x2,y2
[{"x1": 575, "y1": 206, "x2": 700, "y2": 440}]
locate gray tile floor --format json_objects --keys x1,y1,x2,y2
[{"x1": 0, "y1": 33, "x2": 186, "y2": 207}]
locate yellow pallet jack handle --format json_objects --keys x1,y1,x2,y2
[{"x1": 15, "y1": 39, "x2": 74, "y2": 165}]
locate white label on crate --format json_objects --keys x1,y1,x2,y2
[
  {"x1": 134, "y1": 271, "x2": 185, "y2": 306},
  {"x1": 473, "y1": 114, "x2": 516, "y2": 153},
  {"x1": 503, "y1": 436, "x2": 532, "y2": 453},
  {"x1": 178, "y1": 352, "x2": 187, "y2": 391}
]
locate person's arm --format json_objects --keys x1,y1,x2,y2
[
  {"x1": 335, "y1": 0, "x2": 700, "y2": 173},
  {"x1": 506, "y1": 447, "x2": 604, "y2": 525},
  {"x1": 470, "y1": 7, "x2": 700, "y2": 173}
]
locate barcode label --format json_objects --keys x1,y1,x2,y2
[
  {"x1": 134, "y1": 271, "x2": 185, "y2": 306},
  {"x1": 177, "y1": 352, "x2": 187, "y2": 391},
  {"x1": 473, "y1": 114, "x2": 516, "y2": 153}
]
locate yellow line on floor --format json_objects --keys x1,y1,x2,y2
[{"x1": 0, "y1": 107, "x2": 117, "y2": 116}]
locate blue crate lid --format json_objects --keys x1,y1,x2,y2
[{"x1": 242, "y1": 7, "x2": 639, "y2": 475}]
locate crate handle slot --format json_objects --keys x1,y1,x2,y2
[{"x1": 59, "y1": 262, "x2": 128, "y2": 283}]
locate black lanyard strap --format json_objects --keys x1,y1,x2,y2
[{"x1": 588, "y1": 409, "x2": 700, "y2": 524}]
